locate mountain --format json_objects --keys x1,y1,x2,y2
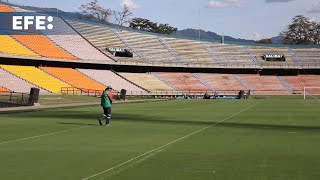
[
  {"x1": 174, "y1": 29, "x2": 255, "y2": 43},
  {"x1": 271, "y1": 36, "x2": 284, "y2": 44}
]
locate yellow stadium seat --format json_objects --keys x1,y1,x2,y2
[
  {"x1": 0, "y1": 35, "x2": 40, "y2": 58},
  {"x1": 0, "y1": 65, "x2": 72, "y2": 93}
]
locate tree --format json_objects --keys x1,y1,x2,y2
[
  {"x1": 256, "y1": 39, "x2": 272, "y2": 44},
  {"x1": 130, "y1": 18, "x2": 177, "y2": 34},
  {"x1": 281, "y1": 15, "x2": 320, "y2": 45},
  {"x1": 113, "y1": 4, "x2": 132, "y2": 26},
  {"x1": 79, "y1": 0, "x2": 112, "y2": 24}
]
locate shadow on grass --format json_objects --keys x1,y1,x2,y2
[
  {"x1": 3, "y1": 109, "x2": 320, "y2": 132},
  {"x1": 41, "y1": 111, "x2": 320, "y2": 132}
]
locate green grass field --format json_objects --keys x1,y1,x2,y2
[{"x1": 1, "y1": 98, "x2": 320, "y2": 180}]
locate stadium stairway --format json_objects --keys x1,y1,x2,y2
[
  {"x1": 150, "y1": 72, "x2": 179, "y2": 91},
  {"x1": 0, "y1": 65, "x2": 70, "y2": 93},
  {"x1": 244, "y1": 46, "x2": 260, "y2": 66},
  {"x1": 155, "y1": 72, "x2": 211, "y2": 92},
  {"x1": 237, "y1": 74, "x2": 289, "y2": 94},
  {"x1": 111, "y1": 29, "x2": 147, "y2": 62},
  {"x1": 202, "y1": 43, "x2": 222, "y2": 65},
  {"x1": 158, "y1": 38, "x2": 185, "y2": 64},
  {"x1": 0, "y1": 68, "x2": 50, "y2": 94},
  {"x1": 198, "y1": 74, "x2": 246, "y2": 93},
  {"x1": 288, "y1": 48, "x2": 299, "y2": 65},
  {"x1": 277, "y1": 76, "x2": 294, "y2": 94},
  {"x1": 232, "y1": 74, "x2": 253, "y2": 92},
  {"x1": 192, "y1": 73, "x2": 216, "y2": 92},
  {"x1": 39, "y1": 67, "x2": 106, "y2": 92}
]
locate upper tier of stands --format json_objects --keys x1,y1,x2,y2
[
  {"x1": 12, "y1": 35, "x2": 77, "y2": 60},
  {"x1": 119, "y1": 73, "x2": 175, "y2": 91},
  {"x1": 0, "y1": 67, "x2": 49, "y2": 94},
  {"x1": 0, "y1": 3, "x2": 320, "y2": 69},
  {"x1": 294, "y1": 49, "x2": 320, "y2": 65},
  {"x1": 77, "y1": 69, "x2": 146, "y2": 92},
  {"x1": 0, "y1": 35, "x2": 40, "y2": 58},
  {"x1": 114, "y1": 30, "x2": 177, "y2": 63},
  {"x1": 206, "y1": 44, "x2": 255, "y2": 65},
  {"x1": 250, "y1": 46, "x2": 295, "y2": 66},
  {"x1": 44, "y1": 18, "x2": 114, "y2": 62},
  {"x1": 0, "y1": 4, "x2": 12, "y2": 12},
  {"x1": 39, "y1": 67, "x2": 106, "y2": 91},
  {"x1": 0, "y1": 65, "x2": 71, "y2": 93},
  {"x1": 66, "y1": 20, "x2": 142, "y2": 63},
  {"x1": 162, "y1": 38, "x2": 216, "y2": 64}
]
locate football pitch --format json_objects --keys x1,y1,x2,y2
[{"x1": 1, "y1": 98, "x2": 320, "y2": 180}]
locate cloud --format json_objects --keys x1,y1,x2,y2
[
  {"x1": 307, "y1": 1, "x2": 320, "y2": 13},
  {"x1": 207, "y1": 0, "x2": 250, "y2": 9},
  {"x1": 265, "y1": 0, "x2": 295, "y2": 3},
  {"x1": 121, "y1": 0, "x2": 141, "y2": 9}
]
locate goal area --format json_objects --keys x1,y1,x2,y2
[{"x1": 303, "y1": 87, "x2": 320, "y2": 100}]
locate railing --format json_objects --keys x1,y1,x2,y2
[
  {"x1": 0, "y1": 92, "x2": 30, "y2": 108},
  {"x1": 61, "y1": 87, "x2": 104, "y2": 96}
]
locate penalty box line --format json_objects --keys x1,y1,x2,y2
[
  {"x1": 0, "y1": 126, "x2": 89, "y2": 145},
  {"x1": 81, "y1": 102, "x2": 259, "y2": 180}
]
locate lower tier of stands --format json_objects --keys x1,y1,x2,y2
[{"x1": 1, "y1": 65, "x2": 320, "y2": 95}]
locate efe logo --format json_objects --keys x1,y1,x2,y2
[{"x1": 12, "y1": 16, "x2": 53, "y2": 30}]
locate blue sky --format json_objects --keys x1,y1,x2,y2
[{"x1": 6, "y1": 0, "x2": 320, "y2": 40}]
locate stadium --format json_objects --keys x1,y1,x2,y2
[{"x1": 1, "y1": 1, "x2": 320, "y2": 180}]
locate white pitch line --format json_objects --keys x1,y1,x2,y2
[
  {"x1": 81, "y1": 102, "x2": 259, "y2": 180},
  {"x1": 0, "y1": 126, "x2": 89, "y2": 145}
]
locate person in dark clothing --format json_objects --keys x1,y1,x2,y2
[{"x1": 98, "y1": 86, "x2": 113, "y2": 126}]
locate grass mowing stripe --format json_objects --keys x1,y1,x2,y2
[
  {"x1": 81, "y1": 101, "x2": 260, "y2": 180},
  {"x1": 0, "y1": 126, "x2": 89, "y2": 145}
]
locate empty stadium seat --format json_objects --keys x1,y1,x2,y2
[
  {"x1": 0, "y1": 35, "x2": 40, "y2": 58},
  {"x1": 119, "y1": 73, "x2": 174, "y2": 91},
  {"x1": 39, "y1": 67, "x2": 106, "y2": 91},
  {"x1": 155, "y1": 72, "x2": 211, "y2": 92},
  {"x1": 12, "y1": 35, "x2": 77, "y2": 60},
  {"x1": 0, "y1": 4, "x2": 13, "y2": 12},
  {"x1": 0, "y1": 67, "x2": 50, "y2": 94},
  {"x1": 237, "y1": 74, "x2": 289, "y2": 94},
  {"x1": 0, "y1": 65, "x2": 70, "y2": 93},
  {"x1": 198, "y1": 73, "x2": 246, "y2": 93},
  {"x1": 77, "y1": 69, "x2": 145, "y2": 92},
  {"x1": 44, "y1": 18, "x2": 114, "y2": 62}
]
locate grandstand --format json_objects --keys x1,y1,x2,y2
[
  {"x1": 39, "y1": 67, "x2": 106, "y2": 92},
  {"x1": 0, "y1": 67, "x2": 49, "y2": 94},
  {"x1": 0, "y1": 65, "x2": 71, "y2": 93},
  {"x1": 119, "y1": 73, "x2": 175, "y2": 91},
  {"x1": 0, "y1": 2, "x2": 320, "y2": 96}
]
